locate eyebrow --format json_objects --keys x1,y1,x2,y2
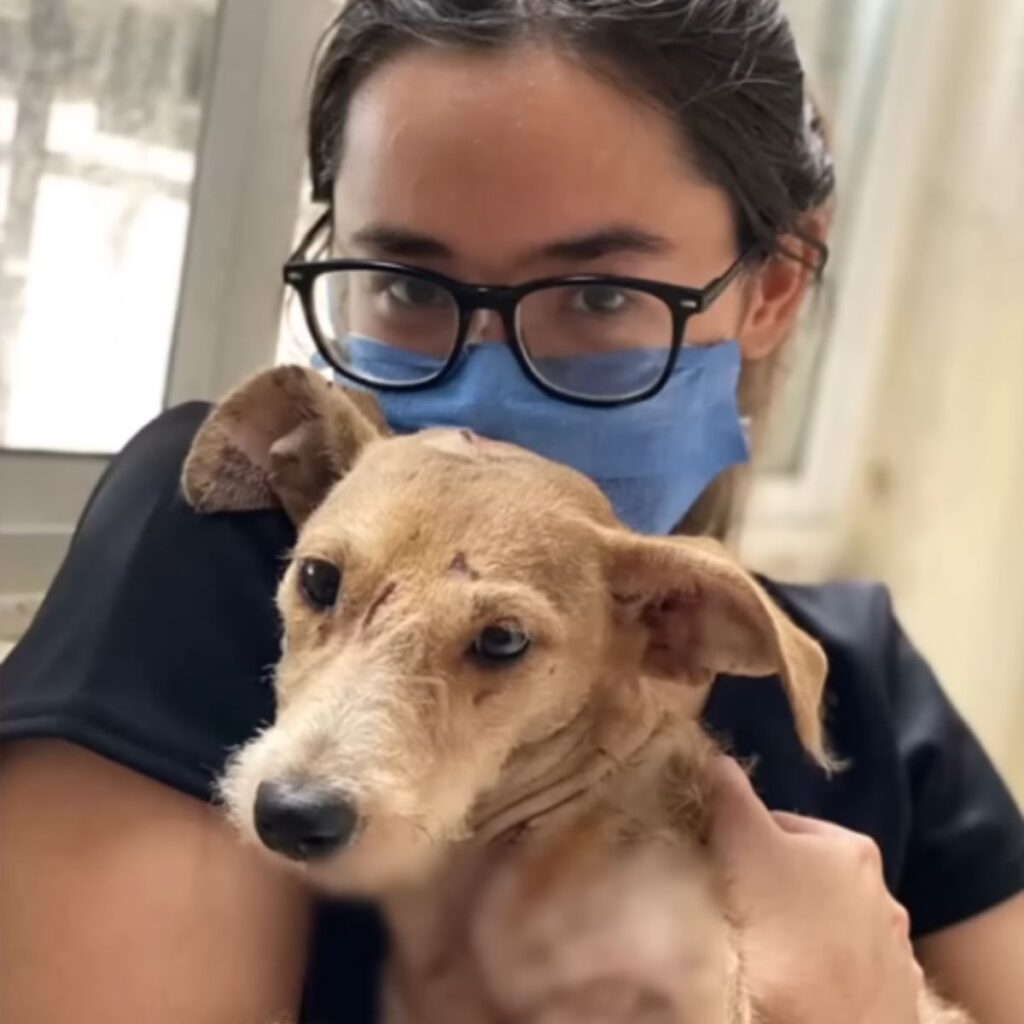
[
  {"x1": 348, "y1": 224, "x2": 672, "y2": 264},
  {"x1": 539, "y1": 227, "x2": 671, "y2": 262},
  {"x1": 349, "y1": 225, "x2": 452, "y2": 260}
]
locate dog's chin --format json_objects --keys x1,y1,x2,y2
[{"x1": 295, "y1": 817, "x2": 450, "y2": 897}]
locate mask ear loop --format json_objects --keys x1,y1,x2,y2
[{"x1": 739, "y1": 415, "x2": 754, "y2": 447}]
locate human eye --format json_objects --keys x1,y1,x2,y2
[
  {"x1": 375, "y1": 273, "x2": 451, "y2": 311},
  {"x1": 568, "y1": 284, "x2": 634, "y2": 315}
]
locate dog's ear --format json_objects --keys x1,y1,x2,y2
[
  {"x1": 182, "y1": 366, "x2": 388, "y2": 524},
  {"x1": 605, "y1": 532, "x2": 831, "y2": 767}
]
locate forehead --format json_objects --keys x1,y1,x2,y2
[
  {"x1": 332, "y1": 44, "x2": 737, "y2": 278},
  {"x1": 303, "y1": 432, "x2": 615, "y2": 573}
]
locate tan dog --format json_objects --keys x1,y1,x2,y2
[{"x1": 184, "y1": 366, "x2": 967, "y2": 1024}]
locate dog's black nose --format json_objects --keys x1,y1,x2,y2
[{"x1": 253, "y1": 780, "x2": 358, "y2": 861}]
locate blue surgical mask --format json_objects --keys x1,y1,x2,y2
[{"x1": 327, "y1": 338, "x2": 749, "y2": 536}]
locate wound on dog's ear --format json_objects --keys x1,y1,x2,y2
[
  {"x1": 182, "y1": 366, "x2": 387, "y2": 524},
  {"x1": 186, "y1": 439, "x2": 277, "y2": 514},
  {"x1": 268, "y1": 422, "x2": 339, "y2": 523},
  {"x1": 639, "y1": 588, "x2": 709, "y2": 685}
]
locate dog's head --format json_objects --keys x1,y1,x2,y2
[{"x1": 184, "y1": 367, "x2": 829, "y2": 894}]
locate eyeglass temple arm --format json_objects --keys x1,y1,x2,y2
[
  {"x1": 289, "y1": 209, "x2": 333, "y2": 264},
  {"x1": 694, "y1": 248, "x2": 756, "y2": 312}
]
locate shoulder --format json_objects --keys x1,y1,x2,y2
[
  {"x1": 707, "y1": 578, "x2": 904, "y2": 761},
  {"x1": 712, "y1": 578, "x2": 1023, "y2": 934},
  {"x1": 61, "y1": 401, "x2": 297, "y2": 633},
  {"x1": 68, "y1": 401, "x2": 218, "y2": 557},
  {"x1": 74, "y1": 400, "x2": 293, "y2": 570},
  {"x1": 122, "y1": 401, "x2": 213, "y2": 467},
  {"x1": 705, "y1": 579, "x2": 912, "y2": 880},
  {"x1": 0, "y1": 404, "x2": 296, "y2": 799},
  {"x1": 88, "y1": 401, "x2": 213, "y2": 508},
  {"x1": 760, "y1": 579, "x2": 913, "y2": 802},
  {"x1": 765, "y1": 578, "x2": 896, "y2": 676}
]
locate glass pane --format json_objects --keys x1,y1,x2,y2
[{"x1": 0, "y1": 0, "x2": 219, "y2": 454}]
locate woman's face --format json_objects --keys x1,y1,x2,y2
[{"x1": 332, "y1": 44, "x2": 810, "y2": 361}]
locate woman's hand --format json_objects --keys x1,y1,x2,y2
[{"x1": 707, "y1": 756, "x2": 926, "y2": 1024}]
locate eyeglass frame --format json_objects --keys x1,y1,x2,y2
[{"x1": 283, "y1": 244, "x2": 753, "y2": 408}]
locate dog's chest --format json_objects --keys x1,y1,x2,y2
[
  {"x1": 470, "y1": 808, "x2": 736, "y2": 1020},
  {"x1": 383, "y1": 796, "x2": 738, "y2": 1022},
  {"x1": 382, "y1": 734, "x2": 735, "y2": 1023}
]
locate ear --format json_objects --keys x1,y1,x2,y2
[
  {"x1": 182, "y1": 366, "x2": 388, "y2": 524},
  {"x1": 737, "y1": 221, "x2": 829, "y2": 360},
  {"x1": 605, "y1": 532, "x2": 831, "y2": 767}
]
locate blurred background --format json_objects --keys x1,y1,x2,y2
[{"x1": 0, "y1": 0, "x2": 1021, "y2": 796}]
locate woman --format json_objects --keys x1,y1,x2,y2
[{"x1": 1, "y1": 2, "x2": 1021, "y2": 1022}]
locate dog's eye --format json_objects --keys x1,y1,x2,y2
[
  {"x1": 299, "y1": 559, "x2": 342, "y2": 610},
  {"x1": 473, "y1": 624, "x2": 531, "y2": 664}
]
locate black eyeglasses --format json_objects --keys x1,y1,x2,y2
[{"x1": 284, "y1": 245, "x2": 750, "y2": 407}]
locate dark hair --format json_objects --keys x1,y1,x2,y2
[{"x1": 307, "y1": 0, "x2": 836, "y2": 267}]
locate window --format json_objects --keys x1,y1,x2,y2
[
  {"x1": 1, "y1": 0, "x2": 329, "y2": 605},
  {"x1": 763, "y1": 0, "x2": 902, "y2": 475},
  {"x1": 0, "y1": 0, "x2": 217, "y2": 455},
  {"x1": 743, "y1": 0, "x2": 960, "y2": 578}
]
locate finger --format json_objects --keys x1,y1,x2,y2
[
  {"x1": 772, "y1": 812, "x2": 886, "y2": 879},
  {"x1": 770, "y1": 811, "x2": 861, "y2": 839},
  {"x1": 706, "y1": 756, "x2": 782, "y2": 860},
  {"x1": 889, "y1": 899, "x2": 912, "y2": 940}
]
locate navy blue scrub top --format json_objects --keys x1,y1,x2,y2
[{"x1": 2, "y1": 403, "x2": 1022, "y2": 1024}]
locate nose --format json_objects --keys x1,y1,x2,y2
[
  {"x1": 467, "y1": 310, "x2": 504, "y2": 343},
  {"x1": 253, "y1": 780, "x2": 359, "y2": 861}
]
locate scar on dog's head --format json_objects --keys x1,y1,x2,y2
[{"x1": 184, "y1": 367, "x2": 830, "y2": 893}]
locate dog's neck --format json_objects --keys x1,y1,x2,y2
[
  {"x1": 469, "y1": 673, "x2": 667, "y2": 845},
  {"x1": 379, "y1": 676, "x2": 701, "y2": 1017},
  {"x1": 385, "y1": 671, "x2": 712, "y2": 1015}
]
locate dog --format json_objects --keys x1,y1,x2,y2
[{"x1": 184, "y1": 366, "x2": 969, "y2": 1024}]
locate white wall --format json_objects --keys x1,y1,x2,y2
[{"x1": 844, "y1": 0, "x2": 1024, "y2": 798}]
